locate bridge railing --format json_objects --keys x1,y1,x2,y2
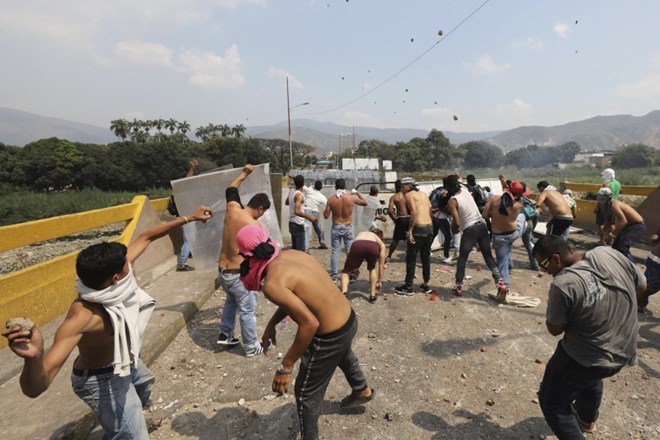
[{"x1": 0, "y1": 196, "x2": 169, "y2": 349}]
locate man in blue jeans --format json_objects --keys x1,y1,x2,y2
[
  {"x1": 216, "y1": 164, "x2": 271, "y2": 357},
  {"x1": 324, "y1": 178, "x2": 367, "y2": 280},
  {"x1": 481, "y1": 180, "x2": 529, "y2": 301},
  {"x1": 3, "y1": 205, "x2": 213, "y2": 439},
  {"x1": 533, "y1": 235, "x2": 645, "y2": 439}
]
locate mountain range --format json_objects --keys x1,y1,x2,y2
[{"x1": 1, "y1": 107, "x2": 659, "y2": 153}]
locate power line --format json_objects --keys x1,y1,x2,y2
[{"x1": 311, "y1": 0, "x2": 493, "y2": 115}]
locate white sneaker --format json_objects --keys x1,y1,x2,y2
[{"x1": 442, "y1": 257, "x2": 453, "y2": 264}]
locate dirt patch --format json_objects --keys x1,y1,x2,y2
[{"x1": 142, "y1": 236, "x2": 660, "y2": 440}]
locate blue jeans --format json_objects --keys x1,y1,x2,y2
[
  {"x1": 519, "y1": 214, "x2": 539, "y2": 268},
  {"x1": 491, "y1": 225, "x2": 523, "y2": 288},
  {"x1": 178, "y1": 235, "x2": 190, "y2": 267},
  {"x1": 72, "y1": 358, "x2": 155, "y2": 440},
  {"x1": 539, "y1": 342, "x2": 621, "y2": 440},
  {"x1": 290, "y1": 221, "x2": 306, "y2": 251},
  {"x1": 456, "y1": 221, "x2": 501, "y2": 286},
  {"x1": 330, "y1": 224, "x2": 354, "y2": 279},
  {"x1": 218, "y1": 271, "x2": 260, "y2": 352},
  {"x1": 304, "y1": 209, "x2": 325, "y2": 250}
]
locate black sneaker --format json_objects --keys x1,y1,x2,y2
[
  {"x1": 217, "y1": 333, "x2": 240, "y2": 346},
  {"x1": 318, "y1": 243, "x2": 328, "y2": 249},
  {"x1": 395, "y1": 285, "x2": 414, "y2": 296},
  {"x1": 419, "y1": 284, "x2": 433, "y2": 294},
  {"x1": 176, "y1": 264, "x2": 195, "y2": 272}
]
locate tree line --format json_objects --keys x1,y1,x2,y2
[
  {"x1": 0, "y1": 123, "x2": 657, "y2": 194},
  {"x1": 109, "y1": 118, "x2": 247, "y2": 143}
]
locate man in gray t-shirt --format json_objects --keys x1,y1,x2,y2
[{"x1": 533, "y1": 235, "x2": 646, "y2": 438}]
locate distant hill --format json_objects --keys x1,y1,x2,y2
[
  {"x1": 484, "y1": 111, "x2": 660, "y2": 151},
  {"x1": 2, "y1": 107, "x2": 658, "y2": 153},
  {"x1": 0, "y1": 108, "x2": 117, "y2": 146},
  {"x1": 247, "y1": 119, "x2": 500, "y2": 154}
]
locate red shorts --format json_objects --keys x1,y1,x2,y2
[{"x1": 342, "y1": 240, "x2": 379, "y2": 273}]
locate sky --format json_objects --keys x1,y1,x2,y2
[{"x1": 1, "y1": 0, "x2": 660, "y2": 135}]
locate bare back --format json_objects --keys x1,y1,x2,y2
[
  {"x1": 483, "y1": 194, "x2": 522, "y2": 233},
  {"x1": 611, "y1": 200, "x2": 644, "y2": 225},
  {"x1": 263, "y1": 251, "x2": 351, "y2": 334},
  {"x1": 405, "y1": 190, "x2": 432, "y2": 226},
  {"x1": 219, "y1": 206, "x2": 260, "y2": 270},
  {"x1": 326, "y1": 194, "x2": 362, "y2": 225},
  {"x1": 390, "y1": 192, "x2": 410, "y2": 217},
  {"x1": 537, "y1": 190, "x2": 572, "y2": 217}
]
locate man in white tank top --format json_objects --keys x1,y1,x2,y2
[
  {"x1": 444, "y1": 174, "x2": 507, "y2": 298},
  {"x1": 285, "y1": 175, "x2": 317, "y2": 251}
]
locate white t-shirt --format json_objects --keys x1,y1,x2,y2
[{"x1": 303, "y1": 187, "x2": 327, "y2": 212}]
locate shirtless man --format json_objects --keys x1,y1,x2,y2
[
  {"x1": 340, "y1": 227, "x2": 387, "y2": 303},
  {"x1": 395, "y1": 177, "x2": 434, "y2": 295},
  {"x1": 217, "y1": 164, "x2": 271, "y2": 356},
  {"x1": 386, "y1": 179, "x2": 410, "y2": 262},
  {"x1": 535, "y1": 181, "x2": 573, "y2": 238},
  {"x1": 598, "y1": 187, "x2": 646, "y2": 262},
  {"x1": 324, "y1": 178, "x2": 368, "y2": 280},
  {"x1": 236, "y1": 224, "x2": 374, "y2": 440},
  {"x1": 2, "y1": 205, "x2": 212, "y2": 439},
  {"x1": 482, "y1": 181, "x2": 527, "y2": 300}
]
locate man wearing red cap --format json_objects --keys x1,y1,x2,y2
[
  {"x1": 481, "y1": 181, "x2": 528, "y2": 301},
  {"x1": 236, "y1": 224, "x2": 374, "y2": 440}
]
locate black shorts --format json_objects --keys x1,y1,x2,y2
[{"x1": 393, "y1": 216, "x2": 410, "y2": 241}]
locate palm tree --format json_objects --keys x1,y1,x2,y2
[
  {"x1": 232, "y1": 124, "x2": 246, "y2": 138},
  {"x1": 178, "y1": 120, "x2": 191, "y2": 136},
  {"x1": 166, "y1": 118, "x2": 178, "y2": 135},
  {"x1": 195, "y1": 125, "x2": 209, "y2": 142},
  {"x1": 109, "y1": 119, "x2": 129, "y2": 140},
  {"x1": 220, "y1": 124, "x2": 231, "y2": 137}
]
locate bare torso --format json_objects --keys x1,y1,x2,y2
[
  {"x1": 326, "y1": 194, "x2": 361, "y2": 225},
  {"x1": 390, "y1": 192, "x2": 410, "y2": 217},
  {"x1": 538, "y1": 190, "x2": 572, "y2": 217},
  {"x1": 264, "y1": 251, "x2": 351, "y2": 334},
  {"x1": 484, "y1": 194, "x2": 522, "y2": 233},
  {"x1": 405, "y1": 190, "x2": 432, "y2": 227},
  {"x1": 218, "y1": 206, "x2": 259, "y2": 270},
  {"x1": 611, "y1": 200, "x2": 644, "y2": 227},
  {"x1": 71, "y1": 300, "x2": 115, "y2": 369}
]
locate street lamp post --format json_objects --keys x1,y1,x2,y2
[{"x1": 287, "y1": 77, "x2": 309, "y2": 170}]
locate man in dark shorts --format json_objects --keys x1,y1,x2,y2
[
  {"x1": 387, "y1": 179, "x2": 410, "y2": 262},
  {"x1": 340, "y1": 227, "x2": 387, "y2": 303}
]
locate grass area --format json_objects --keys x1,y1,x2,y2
[{"x1": 0, "y1": 186, "x2": 170, "y2": 226}]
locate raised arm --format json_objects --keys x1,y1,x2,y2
[
  {"x1": 185, "y1": 159, "x2": 199, "y2": 178},
  {"x1": 126, "y1": 205, "x2": 212, "y2": 263},
  {"x1": 229, "y1": 164, "x2": 254, "y2": 189}
]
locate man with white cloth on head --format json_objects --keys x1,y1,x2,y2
[{"x1": 3, "y1": 205, "x2": 212, "y2": 439}]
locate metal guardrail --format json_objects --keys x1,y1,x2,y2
[{"x1": 0, "y1": 196, "x2": 169, "y2": 349}]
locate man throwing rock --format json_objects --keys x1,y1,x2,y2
[
  {"x1": 324, "y1": 178, "x2": 368, "y2": 281},
  {"x1": 236, "y1": 224, "x2": 374, "y2": 440},
  {"x1": 216, "y1": 164, "x2": 272, "y2": 357},
  {"x1": 533, "y1": 235, "x2": 645, "y2": 438}
]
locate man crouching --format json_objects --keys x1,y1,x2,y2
[{"x1": 236, "y1": 224, "x2": 374, "y2": 440}]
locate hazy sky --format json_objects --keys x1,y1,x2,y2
[{"x1": 1, "y1": 0, "x2": 659, "y2": 134}]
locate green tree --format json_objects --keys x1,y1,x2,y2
[
  {"x1": 460, "y1": 141, "x2": 504, "y2": 168},
  {"x1": 612, "y1": 143, "x2": 657, "y2": 168},
  {"x1": 109, "y1": 119, "x2": 129, "y2": 141},
  {"x1": 17, "y1": 138, "x2": 84, "y2": 190},
  {"x1": 232, "y1": 124, "x2": 246, "y2": 138}
]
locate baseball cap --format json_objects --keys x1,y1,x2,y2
[
  {"x1": 401, "y1": 177, "x2": 416, "y2": 185},
  {"x1": 509, "y1": 180, "x2": 531, "y2": 196}
]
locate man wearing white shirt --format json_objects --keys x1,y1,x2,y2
[{"x1": 303, "y1": 180, "x2": 328, "y2": 250}]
